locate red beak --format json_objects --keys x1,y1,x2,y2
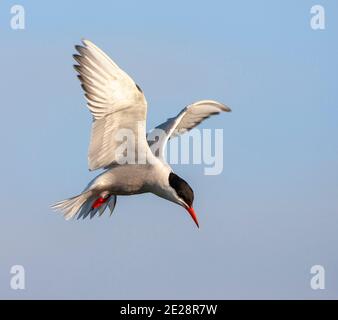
[{"x1": 187, "y1": 207, "x2": 199, "y2": 228}]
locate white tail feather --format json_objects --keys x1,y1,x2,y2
[
  {"x1": 51, "y1": 193, "x2": 117, "y2": 220},
  {"x1": 51, "y1": 193, "x2": 90, "y2": 220}
]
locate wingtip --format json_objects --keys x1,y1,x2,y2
[
  {"x1": 81, "y1": 38, "x2": 95, "y2": 48},
  {"x1": 216, "y1": 101, "x2": 231, "y2": 112},
  {"x1": 193, "y1": 100, "x2": 231, "y2": 112},
  {"x1": 74, "y1": 44, "x2": 84, "y2": 53},
  {"x1": 223, "y1": 105, "x2": 232, "y2": 112}
]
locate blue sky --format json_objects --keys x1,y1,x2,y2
[{"x1": 0, "y1": 0, "x2": 337, "y2": 299}]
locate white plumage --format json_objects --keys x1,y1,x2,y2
[{"x1": 51, "y1": 39, "x2": 231, "y2": 227}]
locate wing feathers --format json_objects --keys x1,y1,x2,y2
[
  {"x1": 73, "y1": 39, "x2": 149, "y2": 170},
  {"x1": 172, "y1": 100, "x2": 231, "y2": 137},
  {"x1": 147, "y1": 100, "x2": 231, "y2": 160}
]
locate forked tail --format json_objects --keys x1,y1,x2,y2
[{"x1": 51, "y1": 192, "x2": 117, "y2": 220}]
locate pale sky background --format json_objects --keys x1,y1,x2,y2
[{"x1": 0, "y1": 0, "x2": 337, "y2": 299}]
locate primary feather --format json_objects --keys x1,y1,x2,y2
[{"x1": 74, "y1": 39, "x2": 149, "y2": 171}]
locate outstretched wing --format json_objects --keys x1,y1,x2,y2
[
  {"x1": 147, "y1": 100, "x2": 231, "y2": 159},
  {"x1": 74, "y1": 39, "x2": 149, "y2": 170}
]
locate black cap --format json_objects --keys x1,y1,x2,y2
[{"x1": 168, "y1": 172, "x2": 194, "y2": 207}]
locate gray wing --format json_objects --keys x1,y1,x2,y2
[
  {"x1": 74, "y1": 39, "x2": 150, "y2": 171},
  {"x1": 147, "y1": 100, "x2": 231, "y2": 159}
]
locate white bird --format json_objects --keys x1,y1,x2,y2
[{"x1": 51, "y1": 39, "x2": 231, "y2": 228}]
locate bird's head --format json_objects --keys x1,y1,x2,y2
[{"x1": 166, "y1": 172, "x2": 199, "y2": 228}]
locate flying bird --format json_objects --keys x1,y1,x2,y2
[{"x1": 51, "y1": 39, "x2": 231, "y2": 227}]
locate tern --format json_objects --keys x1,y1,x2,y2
[{"x1": 52, "y1": 39, "x2": 231, "y2": 228}]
